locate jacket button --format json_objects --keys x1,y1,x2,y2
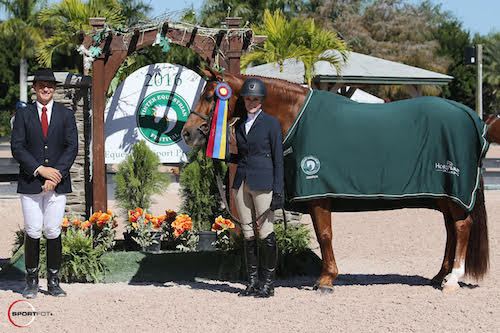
[
  {"x1": 44, "y1": 145, "x2": 48, "y2": 150},
  {"x1": 45, "y1": 159, "x2": 49, "y2": 163}
]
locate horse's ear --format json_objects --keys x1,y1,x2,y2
[{"x1": 199, "y1": 67, "x2": 220, "y2": 81}]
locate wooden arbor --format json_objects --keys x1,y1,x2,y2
[{"x1": 83, "y1": 17, "x2": 264, "y2": 212}]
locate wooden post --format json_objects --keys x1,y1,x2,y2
[
  {"x1": 90, "y1": 18, "x2": 108, "y2": 212},
  {"x1": 226, "y1": 17, "x2": 243, "y2": 74}
]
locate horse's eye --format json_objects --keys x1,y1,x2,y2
[{"x1": 205, "y1": 95, "x2": 213, "y2": 102}]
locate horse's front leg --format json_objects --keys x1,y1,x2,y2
[{"x1": 308, "y1": 198, "x2": 337, "y2": 294}]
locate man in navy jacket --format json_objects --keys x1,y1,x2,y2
[{"x1": 11, "y1": 68, "x2": 78, "y2": 298}]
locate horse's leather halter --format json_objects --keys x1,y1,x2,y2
[{"x1": 189, "y1": 96, "x2": 217, "y2": 136}]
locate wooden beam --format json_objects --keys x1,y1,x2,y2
[{"x1": 90, "y1": 17, "x2": 107, "y2": 213}]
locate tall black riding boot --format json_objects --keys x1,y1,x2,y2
[
  {"x1": 46, "y1": 236, "x2": 67, "y2": 297},
  {"x1": 255, "y1": 232, "x2": 277, "y2": 298},
  {"x1": 22, "y1": 235, "x2": 40, "y2": 299},
  {"x1": 238, "y1": 238, "x2": 259, "y2": 297}
]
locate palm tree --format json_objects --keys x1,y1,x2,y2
[
  {"x1": 36, "y1": 0, "x2": 124, "y2": 71},
  {"x1": 0, "y1": 0, "x2": 45, "y2": 102},
  {"x1": 298, "y1": 18, "x2": 348, "y2": 86},
  {"x1": 241, "y1": 9, "x2": 308, "y2": 72},
  {"x1": 117, "y1": 0, "x2": 152, "y2": 26},
  {"x1": 483, "y1": 33, "x2": 500, "y2": 86},
  {"x1": 241, "y1": 9, "x2": 348, "y2": 86}
]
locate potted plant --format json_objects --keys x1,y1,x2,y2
[
  {"x1": 163, "y1": 212, "x2": 197, "y2": 252},
  {"x1": 211, "y1": 216, "x2": 237, "y2": 252},
  {"x1": 125, "y1": 207, "x2": 166, "y2": 252},
  {"x1": 88, "y1": 210, "x2": 118, "y2": 251}
]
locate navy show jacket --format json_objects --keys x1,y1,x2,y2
[
  {"x1": 231, "y1": 110, "x2": 284, "y2": 195},
  {"x1": 11, "y1": 102, "x2": 78, "y2": 194}
]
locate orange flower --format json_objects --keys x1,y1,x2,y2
[
  {"x1": 128, "y1": 207, "x2": 144, "y2": 224},
  {"x1": 145, "y1": 213, "x2": 153, "y2": 220},
  {"x1": 96, "y1": 213, "x2": 110, "y2": 227},
  {"x1": 72, "y1": 218, "x2": 82, "y2": 227},
  {"x1": 89, "y1": 211, "x2": 102, "y2": 223},
  {"x1": 62, "y1": 217, "x2": 70, "y2": 228},
  {"x1": 107, "y1": 209, "x2": 114, "y2": 216},
  {"x1": 81, "y1": 221, "x2": 91, "y2": 230},
  {"x1": 212, "y1": 216, "x2": 235, "y2": 232},
  {"x1": 171, "y1": 214, "x2": 193, "y2": 238}
]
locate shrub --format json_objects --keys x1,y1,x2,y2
[
  {"x1": 114, "y1": 141, "x2": 170, "y2": 211},
  {"x1": 0, "y1": 111, "x2": 13, "y2": 138},
  {"x1": 274, "y1": 221, "x2": 311, "y2": 255},
  {"x1": 179, "y1": 147, "x2": 227, "y2": 231},
  {"x1": 13, "y1": 228, "x2": 108, "y2": 283}
]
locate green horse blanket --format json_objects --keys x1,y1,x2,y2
[{"x1": 283, "y1": 90, "x2": 489, "y2": 213}]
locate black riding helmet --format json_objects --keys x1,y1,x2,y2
[{"x1": 240, "y1": 78, "x2": 267, "y2": 98}]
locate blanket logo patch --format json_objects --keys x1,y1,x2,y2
[
  {"x1": 435, "y1": 160, "x2": 460, "y2": 176},
  {"x1": 301, "y1": 156, "x2": 320, "y2": 179}
]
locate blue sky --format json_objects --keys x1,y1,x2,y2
[{"x1": 1, "y1": 0, "x2": 499, "y2": 36}]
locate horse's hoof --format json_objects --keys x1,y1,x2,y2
[
  {"x1": 315, "y1": 285, "x2": 334, "y2": 295},
  {"x1": 442, "y1": 284, "x2": 459, "y2": 293},
  {"x1": 431, "y1": 277, "x2": 443, "y2": 286}
]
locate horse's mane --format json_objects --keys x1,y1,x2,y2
[{"x1": 233, "y1": 73, "x2": 309, "y2": 106}]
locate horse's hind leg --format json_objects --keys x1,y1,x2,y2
[
  {"x1": 308, "y1": 198, "x2": 337, "y2": 293},
  {"x1": 436, "y1": 199, "x2": 472, "y2": 292},
  {"x1": 432, "y1": 203, "x2": 456, "y2": 286}
]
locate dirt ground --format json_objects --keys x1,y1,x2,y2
[{"x1": 0, "y1": 147, "x2": 499, "y2": 332}]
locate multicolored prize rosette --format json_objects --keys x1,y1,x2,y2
[{"x1": 206, "y1": 83, "x2": 232, "y2": 160}]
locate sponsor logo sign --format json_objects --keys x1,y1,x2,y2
[{"x1": 105, "y1": 63, "x2": 205, "y2": 163}]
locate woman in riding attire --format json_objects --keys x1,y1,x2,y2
[{"x1": 230, "y1": 78, "x2": 284, "y2": 298}]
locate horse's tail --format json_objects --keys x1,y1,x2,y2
[{"x1": 466, "y1": 177, "x2": 489, "y2": 279}]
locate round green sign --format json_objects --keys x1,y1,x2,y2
[{"x1": 136, "y1": 91, "x2": 190, "y2": 146}]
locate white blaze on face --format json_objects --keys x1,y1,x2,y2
[{"x1": 153, "y1": 104, "x2": 178, "y2": 134}]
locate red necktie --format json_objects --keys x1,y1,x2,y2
[{"x1": 41, "y1": 106, "x2": 48, "y2": 138}]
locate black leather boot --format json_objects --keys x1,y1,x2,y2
[
  {"x1": 238, "y1": 238, "x2": 259, "y2": 297},
  {"x1": 46, "y1": 236, "x2": 67, "y2": 297},
  {"x1": 22, "y1": 235, "x2": 40, "y2": 299},
  {"x1": 255, "y1": 232, "x2": 277, "y2": 298}
]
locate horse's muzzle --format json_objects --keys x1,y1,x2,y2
[{"x1": 181, "y1": 127, "x2": 207, "y2": 147}]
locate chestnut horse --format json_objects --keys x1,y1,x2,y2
[{"x1": 181, "y1": 69, "x2": 491, "y2": 293}]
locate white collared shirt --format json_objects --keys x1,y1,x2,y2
[
  {"x1": 245, "y1": 109, "x2": 262, "y2": 134},
  {"x1": 34, "y1": 99, "x2": 54, "y2": 177},
  {"x1": 36, "y1": 100, "x2": 54, "y2": 126}
]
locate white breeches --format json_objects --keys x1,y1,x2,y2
[
  {"x1": 235, "y1": 181, "x2": 274, "y2": 240},
  {"x1": 20, "y1": 191, "x2": 66, "y2": 239}
]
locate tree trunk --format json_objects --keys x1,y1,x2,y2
[{"x1": 20, "y1": 58, "x2": 28, "y2": 102}]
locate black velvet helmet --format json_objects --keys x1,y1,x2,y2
[{"x1": 240, "y1": 78, "x2": 267, "y2": 98}]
